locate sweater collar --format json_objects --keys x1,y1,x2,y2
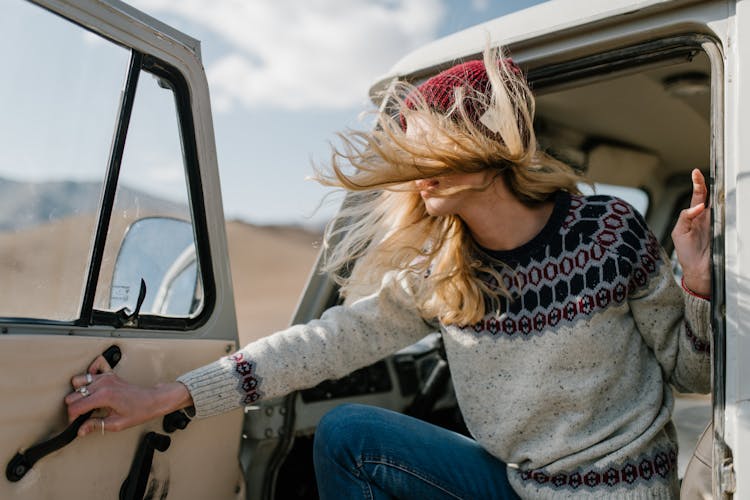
[{"x1": 476, "y1": 190, "x2": 571, "y2": 262}]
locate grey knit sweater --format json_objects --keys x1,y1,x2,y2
[{"x1": 179, "y1": 193, "x2": 710, "y2": 499}]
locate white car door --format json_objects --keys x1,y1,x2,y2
[{"x1": 0, "y1": 1, "x2": 244, "y2": 498}]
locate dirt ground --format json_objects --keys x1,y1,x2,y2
[
  {"x1": 0, "y1": 217, "x2": 322, "y2": 335},
  {"x1": 226, "y1": 220, "x2": 323, "y2": 346}
]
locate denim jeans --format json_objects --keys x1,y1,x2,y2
[{"x1": 313, "y1": 404, "x2": 520, "y2": 499}]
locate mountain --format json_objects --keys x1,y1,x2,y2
[{"x1": 0, "y1": 177, "x2": 185, "y2": 231}]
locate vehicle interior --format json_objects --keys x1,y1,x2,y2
[{"x1": 267, "y1": 38, "x2": 715, "y2": 499}]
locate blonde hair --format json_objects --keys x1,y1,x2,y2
[{"x1": 313, "y1": 47, "x2": 584, "y2": 325}]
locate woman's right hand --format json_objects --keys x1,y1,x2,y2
[
  {"x1": 671, "y1": 169, "x2": 711, "y2": 296},
  {"x1": 65, "y1": 355, "x2": 193, "y2": 436}
]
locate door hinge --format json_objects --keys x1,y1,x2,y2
[
  {"x1": 721, "y1": 459, "x2": 736, "y2": 495},
  {"x1": 243, "y1": 402, "x2": 287, "y2": 440}
]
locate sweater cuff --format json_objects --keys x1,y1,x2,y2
[
  {"x1": 177, "y1": 356, "x2": 250, "y2": 419},
  {"x1": 681, "y1": 276, "x2": 711, "y2": 301},
  {"x1": 682, "y1": 287, "x2": 711, "y2": 335}
]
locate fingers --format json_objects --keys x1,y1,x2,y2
[
  {"x1": 683, "y1": 202, "x2": 705, "y2": 221},
  {"x1": 71, "y1": 372, "x2": 96, "y2": 390},
  {"x1": 690, "y1": 168, "x2": 708, "y2": 208},
  {"x1": 88, "y1": 355, "x2": 113, "y2": 375},
  {"x1": 66, "y1": 354, "x2": 121, "y2": 433},
  {"x1": 66, "y1": 387, "x2": 106, "y2": 422},
  {"x1": 66, "y1": 373, "x2": 116, "y2": 421},
  {"x1": 78, "y1": 416, "x2": 112, "y2": 437},
  {"x1": 70, "y1": 354, "x2": 114, "y2": 388},
  {"x1": 64, "y1": 385, "x2": 96, "y2": 406},
  {"x1": 71, "y1": 370, "x2": 115, "y2": 390},
  {"x1": 672, "y1": 203, "x2": 705, "y2": 238},
  {"x1": 78, "y1": 418, "x2": 98, "y2": 437}
]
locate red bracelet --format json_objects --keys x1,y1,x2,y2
[{"x1": 681, "y1": 277, "x2": 711, "y2": 301}]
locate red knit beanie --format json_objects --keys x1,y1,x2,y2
[{"x1": 401, "y1": 58, "x2": 522, "y2": 133}]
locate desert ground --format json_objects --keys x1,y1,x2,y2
[
  {"x1": 225, "y1": 220, "x2": 323, "y2": 346},
  {"x1": 0, "y1": 215, "x2": 321, "y2": 338}
]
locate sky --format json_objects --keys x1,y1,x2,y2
[
  {"x1": 2, "y1": 0, "x2": 547, "y2": 228},
  {"x1": 128, "y1": 0, "x2": 550, "y2": 228}
]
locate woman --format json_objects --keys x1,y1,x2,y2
[{"x1": 66, "y1": 48, "x2": 711, "y2": 499}]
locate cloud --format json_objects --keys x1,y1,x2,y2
[{"x1": 131, "y1": 0, "x2": 445, "y2": 111}]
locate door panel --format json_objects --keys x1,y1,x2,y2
[
  {"x1": 0, "y1": 335, "x2": 243, "y2": 499},
  {"x1": 1, "y1": 1, "x2": 243, "y2": 498}
]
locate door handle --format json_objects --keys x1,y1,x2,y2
[{"x1": 5, "y1": 345, "x2": 122, "y2": 482}]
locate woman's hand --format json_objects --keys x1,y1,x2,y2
[
  {"x1": 65, "y1": 355, "x2": 193, "y2": 436},
  {"x1": 671, "y1": 168, "x2": 711, "y2": 297}
]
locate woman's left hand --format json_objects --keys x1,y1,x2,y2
[{"x1": 671, "y1": 168, "x2": 711, "y2": 297}]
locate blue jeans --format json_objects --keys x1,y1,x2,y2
[{"x1": 313, "y1": 404, "x2": 520, "y2": 499}]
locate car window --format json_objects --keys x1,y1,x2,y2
[
  {"x1": 93, "y1": 69, "x2": 203, "y2": 319},
  {"x1": 578, "y1": 182, "x2": 650, "y2": 216},
  {"x1": 0, "y1": 0, "x2": 128, "y2": 321},
  {"x1": 0, "y1": 1, "x2": 206, "y2": 326}
]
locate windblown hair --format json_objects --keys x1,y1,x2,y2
[{"x1": 313, "y1": 47, "x2": 584, "y2": 325}]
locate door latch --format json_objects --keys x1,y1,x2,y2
[{"x1": 720, "y1": 458, "x2": 736, "y2": 495}]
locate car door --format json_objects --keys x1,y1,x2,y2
[{"x1": 0, "y1": 1, "x2": 244, "y2": 498}]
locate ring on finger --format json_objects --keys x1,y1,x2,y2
[
  {"x1": 78, "y1": 385, "x2": 90, "y2": 397},
  {"x1": 85, "y1": 373, "x2": 93, "y2": 384}
]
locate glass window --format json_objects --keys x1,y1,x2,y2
[
  {"x1": 0, "y1": 1, "x2": 129, "y2": 321},
  {"x1": 93, "y1": 70, "x2": 203, "y2": 319},
  {"x1": 578, "y1": 183, "x2": 650, "y2": 216}
]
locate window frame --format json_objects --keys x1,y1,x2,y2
[
  {"x1": 0, "y1": 11, "x2": 216, "y2": 332},
  {"x1": 84, "y1": 52, "x2": 217, "y2": 332}
]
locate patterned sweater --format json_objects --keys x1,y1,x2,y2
[{"x1": 178, "y1": 192, "x2": 711, "y2": 499}]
